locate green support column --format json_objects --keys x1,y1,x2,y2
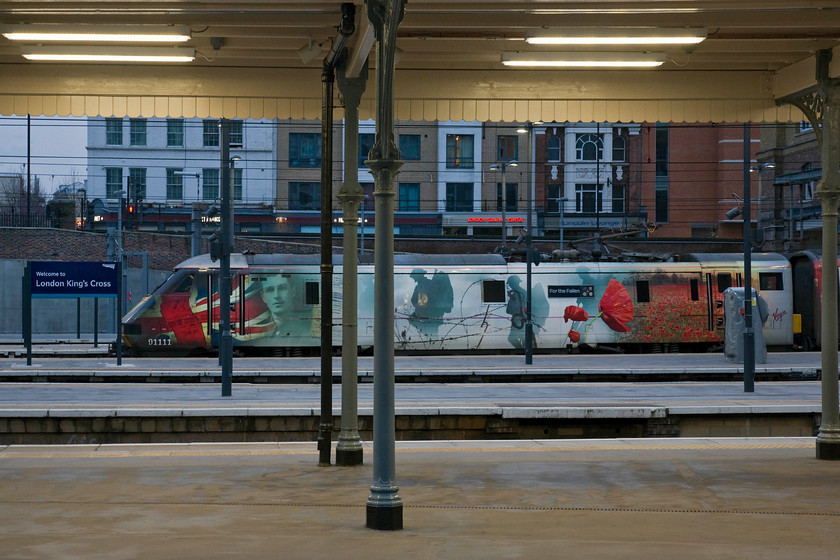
[
  {"x1": 336, "y1": 56, "x2": 368, "y2": 467},
  {"x1": 780, "y1": 50, "x2": 840, "y2": 460},
  {"x1": 816, "y1": 76, "x2": 840, "y2": 460},
  {"x1": 365, "y1": 0, "x2": 406, "y2": 530}
]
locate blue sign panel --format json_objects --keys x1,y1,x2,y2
[{"x1": 30, "y1": 261, "x2": 119, "y2": 298}]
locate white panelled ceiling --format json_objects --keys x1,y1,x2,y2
[{"x1": 0, "y1": 1, "x2": 838, "y2": 122}]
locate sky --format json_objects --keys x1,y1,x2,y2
[{"x1": 0, "y1": 115, "x2": 88, "y2": 195}]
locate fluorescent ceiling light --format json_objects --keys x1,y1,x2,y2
[
  {"x1": 3, "y1": 24, "x2": 191, "y2": 43},
  {"x1": 502, "y1": 52, "x2": 666, "y2": 68},
  {"x1": 21, "y1": 47, "x2": 196, "y2": 63},
  {"x1": 526, "y1": 28, "x2": 707, "y2": 46}
]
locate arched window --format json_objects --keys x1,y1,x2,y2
[
  {"x1": 547, "y1": 134, "x2": 561, "y2": 161},
  {"x1": 575, "y1": 133, "x2": 603, "y2": 161}
]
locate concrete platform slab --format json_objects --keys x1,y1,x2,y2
[{"x1": 0, "y1": 438, "x2": 835, "y2": 560}]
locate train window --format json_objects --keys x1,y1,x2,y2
[
  {"x1": 482, "y1": 280, "x2": 506, "y2": 303},
  {"x1": 690, "y1": 278, "x2": 699, "y2": 301},
  {"x1": 759, "y1": 273, "x2": 784, "y2": 291},
  {"x1": 173, "y1": 273, "x2": 194, "y2": 293},
  {"x1": 305, "y1": 282, "x2": 319, "y2": 305},
  {"x1": 717, "y1": 273, "x2": 732, "y2": 293},
  {"x1": 636, "y1": 280, "x2": 650, "y2": 303}
]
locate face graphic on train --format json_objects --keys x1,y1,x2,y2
[{"x1": 258, "y1": 274, "x2": 294, "y2": 321}]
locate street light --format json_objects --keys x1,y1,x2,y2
[
  {"x1": 749, "y1": 162, "x2": 776, "y2": 239},
  {"x1": 742, "y1": 124, "x2": 755, "y2": 393},
  {"x1": 518, "y1": 123, "x2": 537, "y2": 365},
  {"x1": 219, "y1": 121, "x2": 234, "y2": 398},
  {"x1": 557, "y1": 197, "x2": 568, "y2": 254},
  {"x1": 489, "y1": 159, "x2": 518, "y2": 251}
]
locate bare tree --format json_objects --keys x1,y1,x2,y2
[{"x1": 0, "y1": 173, "x2": 47, "y2": 222}]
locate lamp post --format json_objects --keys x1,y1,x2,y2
[
  {"x1": 489, "y1": 160, "x2": 518, "y2": 252},
  {"x1": 557, "y1": 197, "x2": 568, "y2": 255},
  {"x1": 742, "y1": 124, "x2": 755, "y2": 393},
  {"x1": 218, "y1": 121, "x2": 235, "y2": 398},
  {"x1": 77, "y1": 188, "x2": 87, "y2": 230},
  {"x1": 750, "y1": 162, "x2": 776, "y2": 241}
]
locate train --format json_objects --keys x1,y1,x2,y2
[{"x1": 121, "y1": 250, "x2": 838, "y2": 356}]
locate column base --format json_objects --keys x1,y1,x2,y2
[
  {"x1": 366, "y1": 504, "x2": 403, "y2": 530},
  {"x1": 336, "y1": 447, "x2": 363, "y2": 466},
  {"x1": 816, "y1": 439, "x2": 840, "y2": 460}
]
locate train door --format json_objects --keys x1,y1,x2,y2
[
  {"x1": 232, "y1": 272, "x2": 248, "y2": 339},
  {"x1": 207, "y1": 271, "x2": 248, "y2": 348},
  {"x1": 704, "y1": 269, "x2": 736, "y2": 337},
  {"x1": 206, "y1": 271, "x2": 220, "y2": 347},
  {"x1": 757, "y1": 269, "x2": 794, "y2": 346}
]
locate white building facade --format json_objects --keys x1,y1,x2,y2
[{"x1": 86, "y1": 117, "x2": 278, "y2": 206}]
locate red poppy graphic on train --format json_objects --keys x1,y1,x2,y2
[
  {"x1": 564, "y1": 305, "x2": 589, "y2": 323},
  {"x1": 597, "y1": 278, "x2": 634, "y2": 333},
  {"x1": 568, "y1": 329, "x2": 581, "y2": 343}
]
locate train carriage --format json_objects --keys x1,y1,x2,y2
[{"x1": 122, "y1": 252, "x2": 795, "y2": 356}]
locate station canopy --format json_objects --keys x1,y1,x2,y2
[{"x1": 0, "y1": 1, "x2": 838, "y2": 123}]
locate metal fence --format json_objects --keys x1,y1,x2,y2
[{"x1": 0, "y1": 213, "x2": 53, "y2": 228}]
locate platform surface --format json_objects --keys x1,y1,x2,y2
[{"x1": 0, "y1": 437, "x2": 835, "y2": 560}]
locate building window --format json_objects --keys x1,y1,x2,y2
[
  {"x1": 546, "y1": 184, "x2": 563, "y2": 213},
  {"x1": 289, "y1": 181, "x2": 321, "y2": 210},
  {"x1": 801, "y1": 163, "x2": 816, "y2": 201},
  {"x1": 233, "y1": 168, "x2": 243, "y2": 201},
  {"x1": 575, "y1": 183, "x2": 603, "y2": 213},
  {"x1": 359, "y1": 133, "x2": 376, "y2": 167},
  {"x1": 166, "y1": 169, "x2": 184, "y2": 200},
  {"x1": 575, "y1": 133, "x2": 603, "y2": 161},
  {"x1": 361, "y1": 183, "x2": 375, "y2": 211},
  {"x1": 167, "y1": 119, "x2": 184, "y2": 147},
  {"x1": 129, "y1": 119, "x2": 147, "y2": 146},
  {"x1": 612, "y1": 136, "x2": 626, "y2": 162},
  {"x1": 497, "y1": 135, "x2": 518, "y2": 162},
  {"x1": 399, "y1": 183, "x2": 420, "y2": 211},
  {"x1": 105, "y1": 118, "x2": 123, "y2": 145},
  {"x1": 202, "y1": 168, "x2": 220, "y2": 200},
  {"x1": 230, "y1": 120, "x2": 243, "y2": 146},
  {"x1": 547, "y1": 134, "x2": 561, "y2": 161},
  {"x1": 203, "y1": 120, "x2": 220, "y2": 147},
  {"x1": 446, "y1": 134, "x2": 474, "y2": 169},
  {"x1": 445, "y1": 182, "x2": 473, "y2": 212},
  {"x1": 655, "y1": 186, "x2": 669, "y2": 222},
  {"x1": 611, "y1": 183, "x2": 625, "y2": 213},
  {"x1": 799, "y1": 120, "x2": 814, "y2": 133},
  {"x1": 105, "y1": 167, "x2": 123, "y2": 198},
  {"x1": 399, "y1": 134, "x2": 421, "y2": 160},
  {"x1": 496, "y1": 182, "x2": 518, "y2": 212},
  {"x1": 655, "y1": 124, "x2": 669, "y2": 177},
  {"x1": 128, "y1": 168, "x2": 147, "y2": 201},
  {"x1": 289, "y1": 133, "x2": 322, "y2": 168}
]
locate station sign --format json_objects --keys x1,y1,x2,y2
[{"x1": 30, "y1": 261, "x2": 119, "y2": 298}]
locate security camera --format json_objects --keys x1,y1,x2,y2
[
  {"x1": 203, "y1": 205, "x2": 220, "y2": 219},
  {"x1": 726, "y1": 207, "x2": 741, "y2": 220}
]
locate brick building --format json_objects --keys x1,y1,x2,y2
[{"x1": 76, "y1": 117, "x2": 768, "y2": 246}]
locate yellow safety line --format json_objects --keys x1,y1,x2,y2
[{"x1": 0, "y1": 441, "x2": 813, "y2": 459}]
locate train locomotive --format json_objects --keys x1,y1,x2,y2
[{"x1": 122, "y1": 251, "x2": 805, "y2": 356}]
